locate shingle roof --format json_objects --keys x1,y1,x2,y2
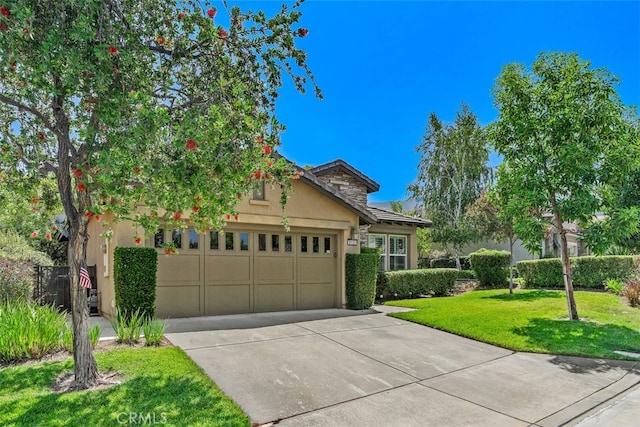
[
  {"x1": 308, "y1": 159, "x2": 380, "y2": 193},
  {"x1": 367, "y1": 206, "x2": 432, "y2": 228}
]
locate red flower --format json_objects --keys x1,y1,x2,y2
[
  {"x1": 185, "y1": 139, "x2": 197, "y2": 151},
  {"x1": 298, "y1": 28, "x2": 309, "y2": 37},
  {"x1": 262, "y1": 145, "x2": 272, "y2": 155},
  {"x1": 38, "y1": 133, "x2": 45, "y2": 140},
  {"x1": 234, "y1": 214, "x2": 239, "y2": 221},
  {"x1": 292, "y1": 171, "x2": 301, "y2": 180},
  {"x1": 45, "y1": 233, "x2": 52, "y2": 240},
  {"x1": 132, "y1": 166, "x2": 141, "y2": 174},
  {"x1": 207, "y1": 8, "x2": 217, "y2": 18},
  {"x1": 254, "y1": 170, "x2": 262, "y2": 180},
  {"x1": 77, "y1": 182, "x2": 87, "y2": 192},
  {"x1": 107, "y1": 45, "x2": 118, "y2": 56},
  {"x1": 155, "y1": 36, "x2": 165, "y2": 45},
  {"x1": 219, "y1": 28, "x2": 228, "y2": 39},
  {"x1": 255, "y1": 135, "x2": 264, "y2": 144},
  {"x1": 30, "y1": 231, "x2": 38, "y2": 238},
  {"x1": 0, "y1": 6, "x2": 10, "y2": 17},
  {"x1": 84, "y1": 210, "x2": 94, "y2": 218},
  {"x1": 31, "y1": 197, "x2": 39, "y2": 204},
  {"x1": 226, "y1": 214, "x2": 231, "y2": 220},
  {"x1": 192, "y1": 206, "x2": 200, "y2": 213},
  {"x1": 267, "y1": 161, "x2": 273, "y2": 167},
  {"x1": 178, "y1": 12, "x2": 186, "y2": 19},
  {"x1": 173, "y1": 211, "x2": 182, "y2": 220},
  {"x1": 265, "y1": 173, "x2": 270, "y2": 180},
  {"x1": 72, "y1": 168, "x2": 83, "y2": 178},
  {"x1": 164, "y1": 248, "x2": 175, "y2": 255},
  {"x1": 236, "y1": 192, "x2": 242, "y2": 199},
  {"x1": 0, "y1": 22, "x2": 7, "y2": 32},
  {"x1": 195, "y1": 196, "x2": 202, "y2": 203},
  {"x1": 94, "y1": 214, "x2": 102, "y2": 221},
  {"x1": 135, "y1": 236, "x2": 142, "y2": 245}
]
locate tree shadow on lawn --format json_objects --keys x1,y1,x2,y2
[
  {"x1": 513, "y1": 318, "x2": 640, "y2": 373},
  {"x1": 482, "y1": 289, "x2": 563, "y2": 302},
  {"x1": 3, "y1": 373, "x2": 248, "y2": 427}
]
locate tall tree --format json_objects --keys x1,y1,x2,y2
[
  {"x1": 465, "y1": 190, "x2": 516, "y2": 293},
  {"x1": 490, "y1": 52, "x2": 639, "y2": 320},
  {"x1": 0, "y1": 0, "x2": 319, "y2": 389},
  {"x1": 409, "y1": 104, "x2": 491, "y2": 269}
]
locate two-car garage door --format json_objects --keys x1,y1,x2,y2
[{"x1": 154, "y1": 228, "x2": 338, "y2": 317}]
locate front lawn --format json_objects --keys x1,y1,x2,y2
[
  {"x1": 387, "y1": 289, "x2": 640, "y2": 360},
  {"x1": 0, "y1": 347, "x2": 249, "y2": 427}
]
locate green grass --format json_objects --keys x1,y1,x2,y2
[
  {"x1": 387, "y1": 289, "x2": 640, "y2": 360},
  {"x1": 0, "y1": 347, "x2": 249, "y2": 427}
]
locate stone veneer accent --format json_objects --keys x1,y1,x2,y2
[{"x1": 314, "y1": 170, "x2": 369, "y2": 207}]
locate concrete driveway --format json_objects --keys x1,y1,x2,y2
[{"x1": 164, "y1": 307, "x2": 640, "y2": 426}]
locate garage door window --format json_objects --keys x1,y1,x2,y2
[
  {"x1": 154, "y1": 229, "x2": 165, "y2": 248},
  {"x1": 272, "y1": 234, "x2": 280, "y2": 251},
  {"x1": 188, "y1": 230, "x2": 199, "y2": 249},
  {"x1": 285, "y1": 236, "x2": 292, "y2": 252},
  {"x1": 258, "y1": 233, "x2": 266, "y2": 251},
  {"x1": 301, "y1": 236, "x2": 308, "y2": 252},
  {"x1": 172, "y1": 230, "x2": 182, "y2": 249},
  {"x1": 210, "y1": 231, "x2": 219, "y2": 250},
  {"x1": 240, "y1": 232, "x2": 249, "y2": 251},
  {"x1": 225, "y1": 232, "x2": 234, "y2": 250},
  {"x1": 324, "y1": 237, "x2": 331, "y2": 253}
]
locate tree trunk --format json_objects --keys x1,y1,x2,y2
[
  {"x1": 508, "y1": 235, "x2": 514, "y2": 294},
  {"x1": 551, "y1": 202, "x2": 579, "y2": 321},
  {"x1": 454, "y1": 245, "x2": 462, "y2": 270},
  {"x1": 68, "y1": 219, "x2": 99, "y2": 389}
]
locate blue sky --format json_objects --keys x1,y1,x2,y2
[{"x1": 244, "y1": 1, "x2": 640, "y2": 202}]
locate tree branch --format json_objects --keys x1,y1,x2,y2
[{"x1": 0, "y1": 94, "x2": 57, "y2": 132}]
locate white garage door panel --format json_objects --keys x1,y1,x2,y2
[{"x1": 156, "y1": 286, "x2": 201, "y2": 318}]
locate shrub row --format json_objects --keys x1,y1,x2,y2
[
  {"x1": 345, "y1": 248, "x2": 380, "y2": 309},
  {"x1": 114, "y1": 247, "x2": 158, "y2": 320},
  {"x1": 384, "y1": 268, "x2": 458, "y2": 298},
  {"x1": 469, "y1": 249, "x2": 511, "y2": 288},
  {"x1": 517, "y1": 256, "x2": 634, "y2": 289},
  {"x1": 428, "y1": 256, "x2": 471, "y2": 270}
]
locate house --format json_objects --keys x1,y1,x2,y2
[{"x1": 87, "y1": 159, "x2": 431, "y2": 318}]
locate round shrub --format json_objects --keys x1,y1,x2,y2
[{"x1": 469, "y1": 249, "x2": 510, "y2": 288}]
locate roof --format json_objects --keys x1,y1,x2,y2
[
  {"x1": 367, "y1": 206, "x2": 432, "y2": 228},
  {"x1": 308, "y1": 159, "x2": 380, "y2": 194}
]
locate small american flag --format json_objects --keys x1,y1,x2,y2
[{"x1": 80, "y1": 262, "x2": 92, "y2": 289}]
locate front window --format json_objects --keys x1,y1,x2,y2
[
  {"x1": 389, "y1": 235, "x2": 407, "y2": 271},
  {"x1": 368, "y1": 234, "x2": 387, "y2": 271}
]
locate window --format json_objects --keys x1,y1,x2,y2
[
  {"x1": 210, "y1": 231, "x2": 219, "y2": 250},
  {"x1": 301, "y1": 236, "x2": 307, "y2": 253},
  {"x1": 253, "y1": 180, "x2": 265, "y2": 201},
  {"x1": 272, "y1": 235, "x2": 280, "y2": 252},
  {"x1": 188, "y1": 230, "x2": 199, "y2": 249},
  {"x1": 172, "y1": 230, "x2": 182, "y2": 249},
  {"x1": 240, "y1": 232, "x2": 249, "y2": 251},
  {"x1": 285, "y1": 236, "x2": 292, "y2": 252},
  {"x1": 389, "y1": 235, "x2": 407, "y2": 271},
  {"x1": 324, "y1": 237, "x2": 331, "y2": 254},
  {"x1": 312, "y1": 236, "x2": 319, "y2": 253},
  {"x1": 154, "y1": 229, "x2": 165, "y2": 248},
  {"x1": 368, "y1": 234, "x2": 386, "y2": 271},
  {"x1": 258, "y1": 234, "x2": 266, "y2": 251},
  {"x1": 225, "y1": 232, "x2": 234, "y2": 250}
]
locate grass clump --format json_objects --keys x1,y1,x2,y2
[
  {"x1": 143, "y1": 318, "x2": 167, "y2": 346},
  {"x1": 0, "y1": 347, "x2": 250, "y2": 427},
  {"x1": 387, "y1": 289, "x2": 640, "y2": 360}
]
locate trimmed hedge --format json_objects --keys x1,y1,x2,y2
[
  {"x1": 456, "y1": 270, "x2": 476, "y2": 280},
  {"x1": 346, "y1": 248, "x2": 380, "y2": 310},
  {"x1": 469, "y1": 249, "x2": 510, "y2": 288},
  {"x1": 385, "y1": 268, "x2": 458, "y2": 298},
  {"x1": 517, "y1": 256, "x2": 634, "y2": 289},
  {"x1": 114, "y1": 247, "x2": 158, "y2": 320}
]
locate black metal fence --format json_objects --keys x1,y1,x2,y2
[{"x1": 33, "y1": 265, "x2": 97, "y2": 313}]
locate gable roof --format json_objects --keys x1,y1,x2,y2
[
  {"x1": 308, "y1": 159, "x2": 380, "y2": 194},
  {"x1": 367, "y1": 206, "x2": 432, "y2": 228}
]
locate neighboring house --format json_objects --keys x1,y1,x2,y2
[
  {"x1": 87, "y1": 158, "x2": 431, "y2": 318},
  {"x1": 462, "y1": 221, "x2": 592, "y2": 264}
]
